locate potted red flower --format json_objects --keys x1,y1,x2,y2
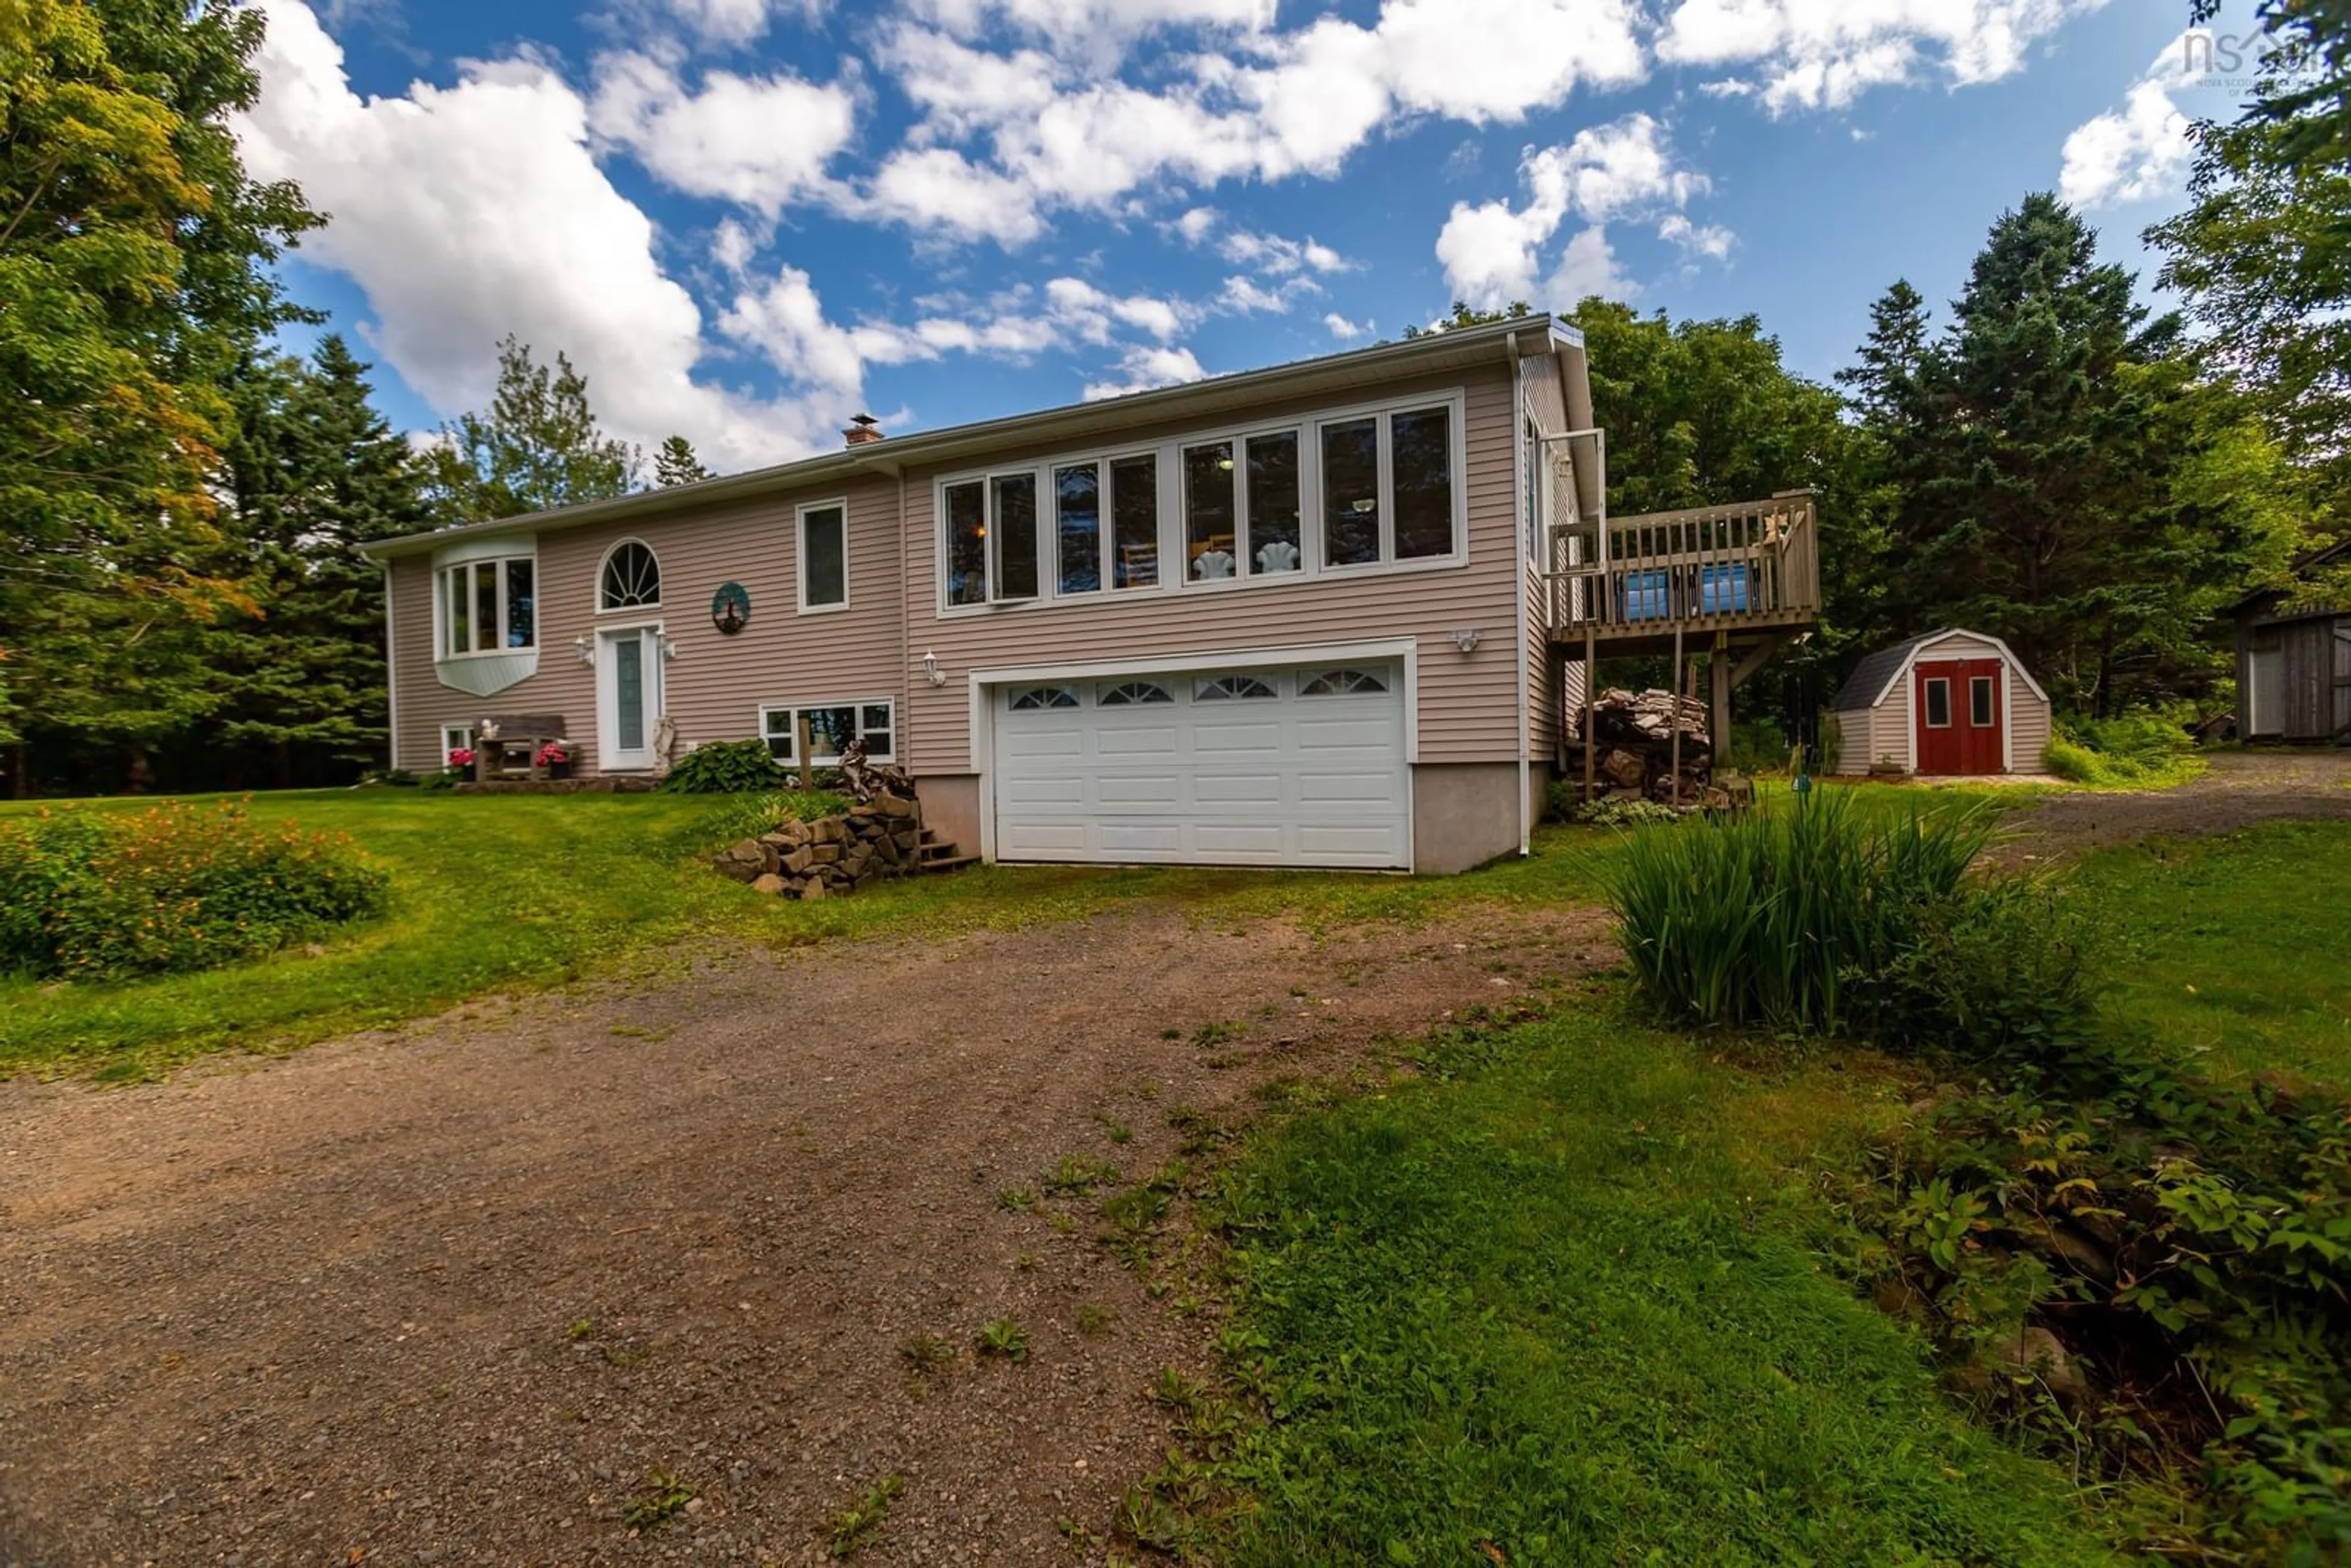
[
  {"x1": 538, "y1": 740, "x2": 572, "y2": 780},
  {"x1": 446, "y1": 745, "x2": 476, "y2": 781}
]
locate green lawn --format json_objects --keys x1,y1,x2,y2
[
  {"x1": 0, "y1": 781, "x2": 2031, "y2": 1080},
  {"x1": 1202, "y1": 994, "x2": 2124, "y2": 1565},
  {"x1": 2072, "y1": 819, "x2": 2351, "y2": 1087}
]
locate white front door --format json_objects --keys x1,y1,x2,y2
[
  {"x1": 991, "y1": 661, "x2": 1410, "y2": 869},
  {"x1": 599, "y1": 626, "x2": 664, "y2": 771}
]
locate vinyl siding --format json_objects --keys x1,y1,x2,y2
[
  {"x1": 2008, "y1": 669, "x2": 2052, "y2": 770},
  {"x1": 388, "y1": 366, "x2": 1524, "y2": 778},
  {"x1": 390, "y1": 478, "x2": 910, "y2": 775},
  {"x1": 899, "y1": 364, "x2": 1524, "y2": 770},
  {"x1": 1520, "y1": 351, "x2": 1568, "y2": 768}
]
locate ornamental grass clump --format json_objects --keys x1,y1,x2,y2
[
  {"x1": 1603, "y1": 790, "x2": 1995, "y2": 1038},
  {"x1": 0, "y1": 800, "x2": 391, "y2": 981}
]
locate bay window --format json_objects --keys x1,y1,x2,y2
[{"x1": 440, "y1": 557, "x2": 534, "y2": 656}]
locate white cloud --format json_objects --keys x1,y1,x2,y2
[
  {"x1": 1659, "y1": 0, "x2": 2110, "y2": 113},
  {"x1": 1323, "y1": 312, "x2": 1368, "y2": 340},
  {"x1": 234, "y1": 0, "x2": 854, "y2": 470},
  {"x1": 1550, "y1": 225, "x2": 1632, "y2": 303},
  {"x1": 1174, "y1": 205, "x2": 1220, "y2": 244},
  {"x1": 1659, "y1": 213, "x2": 1735, "y2": 260},
  {"x1": 855, "y1": 146, "x2": 1046, "y2": 246},
  {"x1": 2059, "y1": 31, "x2": 2197, "y2": 209},
  {"x1": 1083, "y1": 344, "x2": 1209, "y2": 401},
  {"x1": 648, "y1": 0, "x2": 815, "y2": 47},
  {"x1": 1219, "y1": 273, "x2": 1319, "y2": 313},
  {"x1": 1434, "y1": 114, "x2": 1710, "y2": 307},
  {"x1": 588, "y1": 50, "x2": 857, "y2": 215},
  {"x1": 1218, "y1": 227, "x2": 1352, "y2": 274}
]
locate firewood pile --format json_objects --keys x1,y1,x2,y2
[{"x1": 1565, "y1": 687, "x2": 1725, "y2": 809}]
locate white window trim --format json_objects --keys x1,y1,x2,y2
[
  {"x1": 796, "y1": 497, "x2": 852, "y2": 615},
  {"x1": 596, "y1": 536, "x2": 664, "y2": 615},
  {"x1": 1043, "y1": 445, "x2": 1167, "y2": 601},
  {"x1": 433, "y1": 555, "x2": 538, "y2": 661},
  {"x1": 757, "y1": 698, "x2": 898, "y2": 765},
  {"x1": 932, "y1": 388, "x2": 1470, "y2": 620},
  {"x1": 440, "y1": 724, "x2": 474, "y2": 759},
  {"x1": 1922, "y1": 677, "x2": 1954, "y2": 729},
  {"x1": 1969, "y1": 675, "x2": 1997, "y2": 729}
]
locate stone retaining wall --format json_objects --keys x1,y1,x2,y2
[{"x1": 710, "y1": 795, "x2": 922, "y2": 900}]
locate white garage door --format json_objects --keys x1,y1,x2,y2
[{"x1": 992, "y1": 662, "x2": 1409, "y2": 868}]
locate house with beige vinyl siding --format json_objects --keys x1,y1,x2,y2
[{"x1": 366, "y1": 313, "x2": 1815, "y2": 872}]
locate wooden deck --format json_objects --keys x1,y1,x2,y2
[{"x1": 1543, "y1": 490, "x2": 1820, "y2": 654}]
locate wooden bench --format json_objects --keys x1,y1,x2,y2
[{"x1": 475, "y1": 714, "x2": 570, "y2": 781}]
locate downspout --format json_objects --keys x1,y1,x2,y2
[
  {"x1": 895, "y1": 465, "x2": 912, "y2": 774},
  {"x1": 1507, "y1": 328, "x2": 1531, "y2": 860}
]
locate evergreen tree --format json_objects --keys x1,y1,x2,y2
[
  {"x1": 653, "y1": 435, "x2": 714, "y2": 487},
  {"x1": 1851, "y1": 195, "x2": 2301, "y2": 712},
  {"x1": 0, "y1": 0, "x2": 320, "y2": 793},
  {"x1": 210, "y1": 336, "x2": 426, "y2": 784},
  {"x1": 2158, "y1": 7, "x2": 2351, "y2": 502},
  {"x1": 424, "y1": 335, "x2": 639, "y2": 523}
]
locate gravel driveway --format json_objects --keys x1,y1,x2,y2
[
  {"x1": 0, "y1": 901, "x2": 1612, "y2": 1566},
  {"x1": 1995, "y1": 749, "x2": 2351, "y2": 863}
]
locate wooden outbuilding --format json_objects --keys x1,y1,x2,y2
[
  {"x1": 1828, "y1": 628, "x2": 2052, "y2": 776},
  {"x1": 2234, "y1": 541, "x2": 2350, "y2": 745}
]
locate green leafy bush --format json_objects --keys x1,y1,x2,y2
[
  {"x1": 668, "y1": 790, "x2": 857, "y2": 855},
  {"x1": 2045, "y1": 707, "x2": 2203, "y2": 789},
  {"x1": 0, "y1": 801, "x2": 391, "y2": 981},
  {"x1": 658, "y1": 738, "x2": 786, "y2": 793},
  {"x1": 1605, "y1": 791, "x2": 2000, "y2": 1036},
  {"x1": 1568, "y1": 796, "x2": 1683, "y2": 828}
]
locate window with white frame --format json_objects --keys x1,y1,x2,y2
[
  {"x1": 759, "y1": 700, "x2": 896, "y2": 763},
  {"x1": 438, "y1": 557, "x2": 535, "y2": 656},
  {"x1": 599, "y1": 539, "x2": 661, "y2": 610},
  {"x1": 800, "y1": 501, "x2": 848, "y2": 611},
  {"x1": 936, "y1": 392, "x2": 1463, "y2": 610},
  {"x1": 942, "y1": 474, "x2": 1042, "y2": 606},
  {"x1": 1319, "y1": 403, "x2": 1458, "y2": 569},
  {"x1": 440, "y1": 724, "x2": 474, "y2": 760}
]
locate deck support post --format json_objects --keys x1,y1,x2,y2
[
  {"x1": 1670, "y1": 622, "x2": 1684, "y2": 808},
  {"x1": 1582, "y1": 624, "x2": 1597, "y2": 801},
  {"x1": 1711, "y1": 631, "x2": 1733, "y2": 771}
]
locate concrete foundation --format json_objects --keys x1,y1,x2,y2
[
  {"x1": 1410, "y1": 762, "x2": 1523, "y2": 874},
  {"x1": 912, "y1": 773, "x2": 982, "y2": 860}
]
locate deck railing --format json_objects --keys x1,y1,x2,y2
[{"x1": 1547, "y1": 490, "x2": 1819, "y2": 638}]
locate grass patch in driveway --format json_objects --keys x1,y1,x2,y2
[
  {"x1": 2072, "y1": 819, "x2": 2351, "y2": 1087},
  {"x1": 1196, "y1": 992, "x2": 2121, "y2": 1566}
]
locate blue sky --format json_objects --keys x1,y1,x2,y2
[{"x1": 235, "y1": 0, "x2": 2262, "y2": 471}]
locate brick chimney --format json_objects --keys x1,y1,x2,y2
[{"x1": 843, "y1": 413, "x2": 885, "y2": 447}]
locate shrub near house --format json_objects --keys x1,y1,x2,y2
[{"x1": 0, "y1": 801, "x2": 391, "y2": 980}]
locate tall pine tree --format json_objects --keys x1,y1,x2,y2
[
  {"x1": 653, "y1": 435, "x2": 714, "y2": 487},
  {"x1": 424, "y1": 336, "x2": 639, "y2": 523},
  {"x1": 211, "y1": 336, "x2": 426, "y2": 785},
  {"x1": 1850, "y1": 195, "x2": 2300, "y2": 712}
]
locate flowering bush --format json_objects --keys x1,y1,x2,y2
[
  {"x1": 537, "y1": 741, "x2": 569, "y2": 768},
  {"x1": 0, "y1": 801, "x2": 392, "y2": 981},
  {"x1": 447, "y1": 746, "x2": 476, "y2": 770}
]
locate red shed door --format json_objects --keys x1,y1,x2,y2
[{"x1": 1915, "y1": 658, "x2": 2004, "y2": 774}]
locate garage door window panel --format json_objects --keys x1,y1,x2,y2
[
  {"x1": 1010, "y1": 685, "x2": 1080, "y2": 711},
  {"x1": 1301, "y1": 668, "x2": 1389, "y2": 696},
  {"x1": 1099, "y1": 681, "x2": 1174, "y2": 706},
  {"x1": 1196, "y1": 675, "x2": 1278, "y2": 700}
]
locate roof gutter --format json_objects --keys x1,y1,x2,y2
[{"x1": 361, "y1": 314, "x2": 1555, "y2": 561}]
